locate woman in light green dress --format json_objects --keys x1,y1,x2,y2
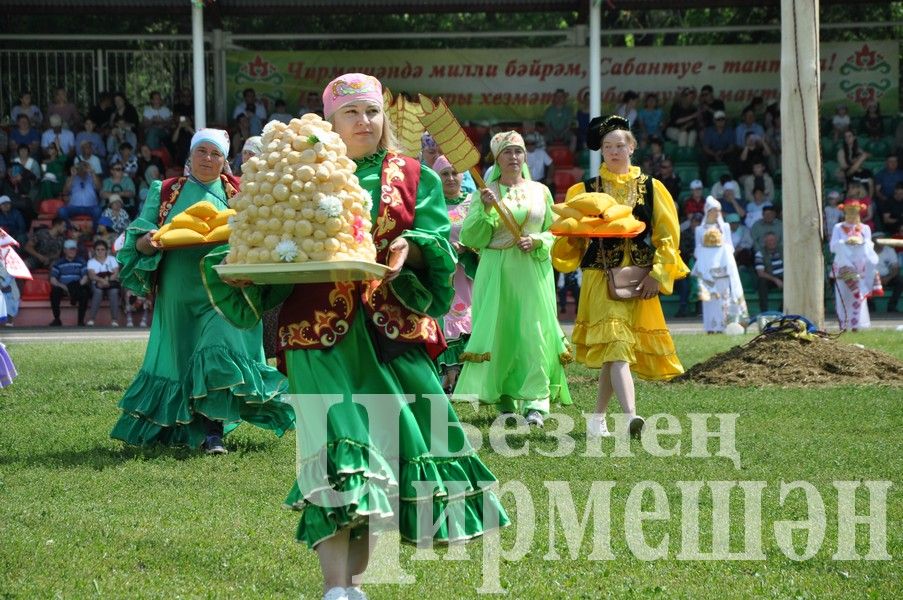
[
  {"x1": 453, "y1": 131, "x2": 572, "y2": 428},
  {"x1": 203, "y1": 74, "x2": 508, "y2": 600},
  {"x1": 110, "y1": 129, "x2": 292, "y2": 453}
]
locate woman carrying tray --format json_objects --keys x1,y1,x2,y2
[
  {"x1": 110, "y1": 129, "x2": 293, "y2": 454},
  {"x1": 551, "y1": 115, "x2": 688, "y2": 438},
  {"x1": 203, "y1": 74, "x2": 508, "y2": 600},
  {"x1": 452, "y1": 131, "x2": 572, "y2": 428}
]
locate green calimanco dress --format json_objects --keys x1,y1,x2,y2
[
  {"x1": 202, "y1": 151, "x2": 509, "y2": 548},
  {"x1": 110, "y1": 178, "x2": 293, "y2": 448}
]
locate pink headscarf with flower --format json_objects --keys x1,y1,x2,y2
[{"x1": 322, "y1": 73, "x2": 383, "y2": 119}]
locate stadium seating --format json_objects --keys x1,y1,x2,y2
[{"x1": 547, "y1": 145, "x2": 574, "y2": 167}]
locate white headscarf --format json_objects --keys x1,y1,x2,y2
[{"x1": 696, "y1": 196, "x2": 731, "y2": 250}]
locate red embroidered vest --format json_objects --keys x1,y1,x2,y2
[
  {"x1": 277, "y1": 154, "x2": 446, "y2": 359},
  {"x1": 157, "y1": 174, "x2": 241, "y2": 226}
]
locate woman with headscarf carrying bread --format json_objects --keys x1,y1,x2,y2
[
  {"x1": 552, "y1": 115, "x2": 688, "y2": 439},
  {"x1": 110, "y1": 128, "x2": 293, "y2": 454},
  {"x1": 201, "y1": 74, "x2": 509, "y2": 600},
  {"x1": 453, "y1": 131, "x2": 572, "y2": 429}
]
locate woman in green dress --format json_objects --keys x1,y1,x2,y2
[
  {"x1": 204, "y1": 74, "x2": 508, "y2": 600},
  {"x1": 453, "y1": 131, "x2": 572, "y2": 428},
  {"x1": 110, "y1": 129, "x2": 293, "y2": 453},
  {"x1": 432, "y1": 154, "x2": 477, "y2": 393}
]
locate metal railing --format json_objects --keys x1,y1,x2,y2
[{"x1": 0, "y1": 48, "x2": 214, "y2": 125}]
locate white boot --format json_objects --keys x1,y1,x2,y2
[{"x1": 322, "y1": 587, "x2": 348, "y2": 600}]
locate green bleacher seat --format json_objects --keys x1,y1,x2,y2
[
  {"x1": 663, "y1": 140, "x2": 678, "y2": 157},
  {"x1": 823, "y1": 160, "x2": 839, "y2": 181},
  {"x1": 706, "y1": 163, "x2": 732, "y2": 184},
  {"x1": 863, "y1": 159, "x2": 885, "y2": 174},
  {"x1": 673, "y1": 146, "x2": 699, "y2": 163},
  {"x1": 864, "y1": 138, "x2": 890, "y2": 158},
  {"x1": 674, "y1": 164, "x2": 700, "y2": 188}
]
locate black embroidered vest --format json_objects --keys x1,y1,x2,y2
[{"x1": 580, "y1": 173, "x2": 656, "y2": 269}]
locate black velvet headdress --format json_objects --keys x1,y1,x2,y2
[{"x1": 586, "y1": 115, "x2": 631, "y2": 151}]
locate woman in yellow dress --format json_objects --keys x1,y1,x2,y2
[{"x1": 552, "y1": 115, "x2": 688, "y2": 438}]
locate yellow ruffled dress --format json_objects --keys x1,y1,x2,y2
[{"x1": 552, "y1": 164, "x2": 689, "y2": 380}]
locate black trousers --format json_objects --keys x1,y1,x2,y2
[{"x1": 50, "y1": 281, "x2": 90, "y2": 323}]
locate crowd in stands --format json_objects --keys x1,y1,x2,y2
[{"x1": 1, "y1": 83, "x2": 901, "y2": 327}]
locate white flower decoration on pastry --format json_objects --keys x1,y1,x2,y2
[
  {"x1": 318, "y1": 195, "x2": 343, "y2": 218},
  {"x1": 275, "y1": 240, "x2": 299, "y2": 262}
]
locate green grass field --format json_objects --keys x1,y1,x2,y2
[{"x1": 1, "y1": 332, "x2": 901, "y2": 599}]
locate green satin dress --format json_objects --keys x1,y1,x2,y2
[
  {"x1": 202, "y1": 151, "x2": 509, "y2": 548},
  {"x1": 111, "y1": 178, "x2": 293, "y2": 448},
  {"x1": 453, "y1": 180, "x2": 572, "y2": 415}
]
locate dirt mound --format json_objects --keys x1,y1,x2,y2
[{"x1": 674, "y1": 333, "x2": 903, "y2": 387}]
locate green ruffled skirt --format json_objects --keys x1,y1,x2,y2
[
  {"x1": 281, "y1": 314, "x2": 509, "y2": 548},
  {"x1": 111, "y1": 245, "x2": 293, "y2": 448}
]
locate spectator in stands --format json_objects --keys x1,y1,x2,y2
[
  {"x1": 682, "y1": 179, "x2": 706, "y2": 221},
  {"x1": 874, "y1": 156, "x2": 902, "y2": 206},
  {"x1": 39, "y1": 142, "x2": 67, "y2": 201},
  {"x1": 873, "y1": 236, "x2": 901, "y2": 313},
  {"x1": 142, "y1": 91, "x2": 173, "y2": 150},
  {"x1": 764, "y1": 111, "x2": 782, "y2": 174},
  {"x1": 172, "y1": 87, "x2": 193, "y2": 118},
  {"x1": 49, "y1": 239, "x2": 89, "y2": 327},
  {"x1": 744, "y1": 188, "x2": 772, "y2": 229},
  {"x1": 880, "y1": 182, "x2": 903, "y2": 236},
  {"x1": 296, "y1": 90, "x2": 321, "y2": 117},
  {"x1": 101, "y1": 194, "x2": 130, "y2": 234},
  {"x1": 696, "y1": 84, "x2": 725, "y2": 130},
  {"x1": 46, "y1": 87, "x2": 81, "y2": 130},
  {"x1": 751, "y1": 205, "x2": 782, "y2": 252},
  {"x1": 136, "y1": 144, "x2": 165, "y2": 180},
  {"x1": 636, "y1": 93, "x2": 664, "y2": 144},
  {"x1": 105, "y1": 116, "x2": 138, "y2": 160},
  {"x1": 41, "y1": 114, "x2": 76, "y2": 158},
  {"x1": 74, "y1": 140, "x2": 103, "y2": 176},
  {"x1": 824, "y1": 189, "x2": 844, "y2": 232},
  {"x1": 60, "y1": 160, "x2": 102, "y2": 229},
  {"x1": 88, "y1": 92, "x2": 115, "y2": 135},
  {"x1": 734, "y1": 108, "x2": 765, "y2": 149},
  {"x1": 666, "y1": 88, "x2": 698, "y2": 148},
  {"x1": 93, "y1": 216, "x2": 118, "y2": 249},
  {"x1": 23, "y1": 217, "x2": 66, "y2": 271},
  {"x1": 230, "y1": 114, "x2": 252, "y2": 171},
  {"x1": 6, "y1": 147, "x2": 40, "y2": 218},
  {"x1": 171, "y1": 114, "x2": 195, "y2": 167},
  {"x1": 232, "y1": 87, "x2": 267, "y2": 135},
  {"x1": 543, "y1": 89, "x2": 575, "y2": 150},
  {"x1": 110, "y1": 143, "x2": 138, "y2": 180},
  {"x1": 269, "y1": 99, "x2": 293, "y2": 125},
  {"x1": 614, "y1": 90, "x2": 639, "y2": 129},
  {"x1": 419, "y1": 132, "x2": 441, "y2": 168},
  {"x1": 741, "y1": 161, "x2": 775, "y2": 204},
  {"x1": 742, "y1": 96, "x2": 767, "y2": 122},
  {"x1": 643, "y1": 136, "x2": 667, "y2": 178},
  {"x1": 754, "y1": 232, "x2": 784, "y2": 313},
  {"x1": 862, "y1": 102, "x2": 883, "y2": 140},
  {"x1": 100, "y1": 162, "x2": 137, "y2": 218},
  {"x1": 75, "y1": 118, "x2": 106, "y2": 159},
  {"x1": 658, "y1": 159, "x2": 681, "y2": 200},
  {"x1": 726, "y1": 212, "x2": 754, "y2": 267},
  {"x1": 831, "y1": 104, "x2": 851, "y2": 142},
  {"x1": 525, "y1": 135, "x2": 553, "y2": 186},
  {"x1": 719, "y1": 180, "x2": 745, "y2": 218},
  {"x1": 845, "y1": 178, "x2": 877, "y2": 230},
  {"x1": 12, "y1": 144, "x2": 41, "y2": 181},
  {"x1": 137, "y1": 165, "x2": 163, "y2": 215},
  {"x1": 737, "y1": 131, "x2": 772, "y2": 178},
  {"x1": 522, "y1": 120, "x2": 545, "y2": 149},
  {"x1": 675, "y1": 211, "x2": 703, "y2": 317},
  {"x1": 11, "y1": 90, "x2": 42, "y2": 126},
  {"x1": 0, "y1": 196, "x2": 27, "y2": 245},
  {"x1": 836, "y1": 129, "x2": 872, "y2": 191},
  {"x1": 86, "y1": 239, "x2": 121, "y2": 327},
  {"x1": 8, "y1": 114, "x2": 41, "y2": 157},
  {"x1": 108, "y1": 92, "x2": 140, "y2": 133},
  {"x1": 700, "y1": 110, "x2": 736, "y2": 182}
]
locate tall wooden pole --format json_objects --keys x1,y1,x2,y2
[{"x1": 780, "y1": 0, "x2": 824, "y2": 327}]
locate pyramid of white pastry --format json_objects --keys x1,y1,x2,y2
[{"x1": 226, "y1": 113, "x2": 377, "y2": 264}]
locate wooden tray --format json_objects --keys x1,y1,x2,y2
[{"x1": 213, "y1": 260, "x2": 390, "y2": 284}]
